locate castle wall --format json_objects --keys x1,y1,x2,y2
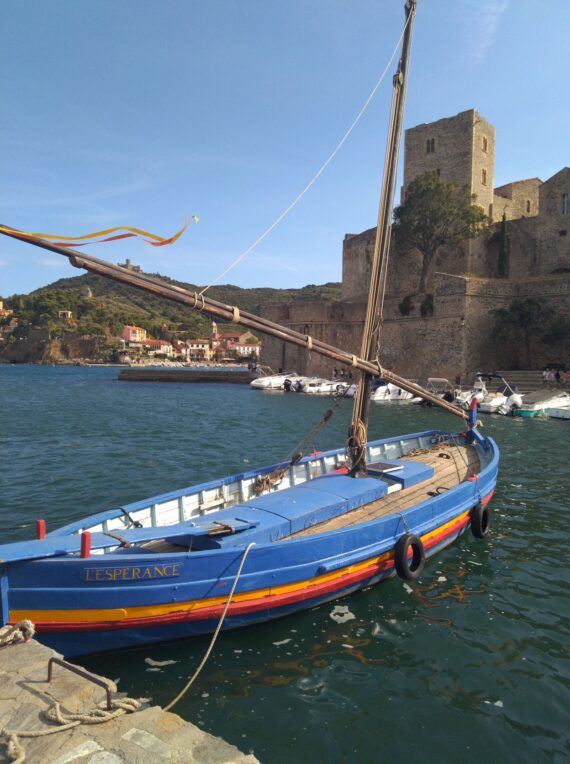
[
  {"x1": 493, "y1": 178, "x2": 541, "y2": 221},
  {"x1": 261, "y1": 273, "x2": 570, "y2": 379},
  {"x1": 536, "y1": 168, "x2": 570, "y2": 274},
  {"x1": 262, "y1": 112, "x2": 570, "y2": 382}
]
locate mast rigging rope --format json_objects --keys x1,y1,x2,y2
[{"x1": 199, "y1": 12, "x2": 412, "y2": 295}]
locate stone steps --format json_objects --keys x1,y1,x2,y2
[{"x1": 496, "y1": 370, "x2": 545, "y2": 393}]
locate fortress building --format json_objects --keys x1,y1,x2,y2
[{"x1": 261, "y1": 109, "x2": 570, "y2": 377}]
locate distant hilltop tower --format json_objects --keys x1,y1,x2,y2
[{"x1": 403, "y1": 108, "x2": 495, "y2": 217}]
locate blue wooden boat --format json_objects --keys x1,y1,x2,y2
[
  {"x1": 0, "y1": 0, "x2": 499, "y2": 658},
  {"x1": 0, "y1": 427, "x2": 497, "y2": 657}
]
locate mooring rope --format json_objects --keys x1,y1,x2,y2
[
  {"x1": 0, "y1": 620, "x2": 35, "y2": 650},
  {"x1": 0, "y1": 699, "x2": 142, "y2": 764},
  {"x1": 164, "y1": 542, "x2": 256, "y2": 712}
]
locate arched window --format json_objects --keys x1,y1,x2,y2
[
  {"x1": 526, "y1": 200, "x2": 531, "y2": 214},
  {"x1": 426, "y1": 138, "x2": 435, "y2": 154},
  {"x1": 482, "y1": 136, "x2": 488, "y2": 153},
  {"x1": 481, "y1": 168, "x2": 487, "y2": 186},
  {"x1": 562, "y1": 193, "x2": 569, "y2": 215}
]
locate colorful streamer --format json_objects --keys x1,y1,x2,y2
[{"x1": 0, "y1": 216, "x2": 198, "y2": 248}]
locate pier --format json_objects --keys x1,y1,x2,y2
[
  {"x1": 118, "y1": 369, "x2": 255, "y2": 384},
  {"x1": 0, "y1": 636, "x2": 258, "y2": 764}
]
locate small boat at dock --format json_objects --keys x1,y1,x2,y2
[{"x1": 513, "y1": 390, "x2": 570, "y2": 418}]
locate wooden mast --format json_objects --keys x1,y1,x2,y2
[{"x1": 347, "y1": 0, "x2": 417, "y2": 473}]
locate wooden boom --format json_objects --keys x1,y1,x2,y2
[{"x1": 0, "y1": 225, "x2": 467, "y2": 420}]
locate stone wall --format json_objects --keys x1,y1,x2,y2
[
  {"x1": 261, "y1": 272, "x2": 570, "y2": 379},
  {"x1": 493, "y1": 178, "x2": 541, "y2": 221},
  {"x1": 262, "y1": 112, "x2": 570, "y2": 381},
  {"x1": 536, "y1": 168, "x2": 570, "y2": 274}
]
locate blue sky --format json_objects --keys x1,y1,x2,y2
[{"x1": 1, "y1": 0, "x2": 568, "y2": 296}]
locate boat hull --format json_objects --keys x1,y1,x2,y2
[{"x1": 2, "y1": 431, "x2": 498, "y2": 657}]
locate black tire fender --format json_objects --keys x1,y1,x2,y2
[
  {"x1": 470, "y1": 503, "x2": 491, "y2": 538},
  {"x1": 394, "y1": 533, "x2": 425, "y2": 580}
]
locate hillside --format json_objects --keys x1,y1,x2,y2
[{"x1": 2, "y1": 272, "x2": 342, "y2": 341}]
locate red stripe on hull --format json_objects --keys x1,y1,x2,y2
[{"x1": 35, "y1": 497, "x2": 493, "y2": 634}]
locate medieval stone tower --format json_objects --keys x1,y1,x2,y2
[
  {"x1": 403, "y1": 108, "x2": 495, "y2": 216},
  {"x1": 262, "y1": 108, "x2": 570, "y2": 378}
]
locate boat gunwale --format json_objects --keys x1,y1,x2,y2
[
  {"x1": 47, "y1": 428, "x2": 457, "y2": 538},
  {"x1": 35, "y1": 433, "x2": 498, "y2": 563}
]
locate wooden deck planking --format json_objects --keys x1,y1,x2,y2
[{"x1": 286, "y1": 444, "x2": 479, "y2": 538}]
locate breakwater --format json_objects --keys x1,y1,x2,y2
[{"x1": 118, "y1": 368, "x2": 255, "y2": 384}]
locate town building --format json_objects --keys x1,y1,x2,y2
[
  {"x1": 0, "y1": 300, "x2": 13, "y2": 319},
  {"x1": 261, "y1": 109, "x2": 570, "y2": 378},
  {"x1": 227, "y1": 341, "x2": 261, "y2": 358},
  {"x1": 185, "y1": 339, "x2": 211, "y2": 361},
  {"x1": 143, "y1": 338, "x2": 173, "y2": 357},
  {"x1": 121, "y1": 325, "x2": 147, "y2": 343}
]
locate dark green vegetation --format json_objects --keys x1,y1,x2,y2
[
  {"x1": 393, "y1": 171, "x2": 492, "y2": 293},
  {"x1": 492, "y1": 298, "x2": 570, "y2": 368},
  {"x1": 2, "y1": 273, "x2": 341, "y2": 340}
]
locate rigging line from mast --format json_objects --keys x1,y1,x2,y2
[{"x1": 198, "y1": 10, "x2": 413, "y2": 297}]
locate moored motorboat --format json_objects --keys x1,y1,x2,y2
[
  {"x1": 473, "y1": 373, "x2": 524, "y2": 415},
  {"x1": 371, "y1": 381, "x2": 416, "y2": 401},
  {"x1": 546, "y1": 407, "x2": 570, "y2": 420},
  {"x1": 514, "y1": 391, "x2": 570, "y2": 417},
  {"x1": 251, "y1": 371, "x2": 300, "y2": 389}
]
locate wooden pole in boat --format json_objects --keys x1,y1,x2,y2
[
  {"x1": 0, "y1": 224, "x2": 467, "y2": 420},
  {"x1": 347, "y1": 0, "x2": 417, "y2": 473}
]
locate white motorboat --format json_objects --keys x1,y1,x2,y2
[
  {"x1": 302, "y1": 378, "x2": 355, "y2": 395},
  {"x1": 371, "y1": 382, "x2": 415, "y2": 401},
  {"x1": 471, "y1": 373, "x2": 524, "y2": 415},
  {"x1": 514, "y1": 391, "x2": 570, "y2": 418},
  {"x1": 414, "y1": 378, "x2": 457, "y2": 406},
  {"x1": 546, "y1": 407, "x2": 570, "y2": 420},
  {"x1": 250, "y1": 371, "x2": 300, "y2": 389},
  {"x1": 285, "y1": 376, "x2": 327, "y2": 393}
]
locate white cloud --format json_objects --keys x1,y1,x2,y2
[{"x1": 462, "y1": 0, "x2": 509, "y2": 64}]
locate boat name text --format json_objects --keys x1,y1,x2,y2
[{"x1": 82, "y1": 564, "x2": 182, "y2": 582}]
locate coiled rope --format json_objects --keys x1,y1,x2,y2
[
  {"x1": 0, "y1": 620, "x2": 35, "y2": 649},
  {"x1": 1, "y1": 699, "x2": 142, "y2": 764}
]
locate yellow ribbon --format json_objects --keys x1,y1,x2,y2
[{"x1": 0, "y1": 216, "x2": 198, "y2": 248}]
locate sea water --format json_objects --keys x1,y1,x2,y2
[{"x1": 1, "y1": 365, "x2": 568, "y2": 763}]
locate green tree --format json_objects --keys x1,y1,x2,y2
[
  {"x1": 393, "y1": 172, "x2": 492, "y2": 293},
  {"x1": 542, "y1": 316, "x2": 570, "y2": 348},
  {"x1": 498, "y1": 213, "x2": 508, "y2": 277},
  {"x1": 492, "y1": 299, "x2": 553, "y2": 369}
]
